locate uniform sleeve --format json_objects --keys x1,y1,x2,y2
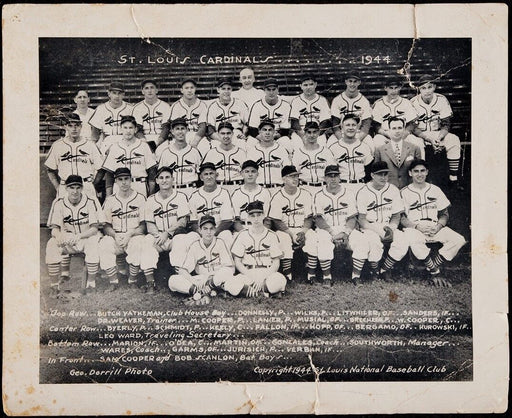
[
  {"x1": 47, "y1": 199, "x2": 63, "y2": 228},
  {"x1": 102, "y1": 197, "x2": 113, "y2": 224},
  {"x1": 435, "y1": 186, "x2": 451, "y2": 211},
  {"x1": 391, "y1": 187, "x2": 405, "y2": 214},
  {"x1": 361, "y1": 97, "x2": 372, "y2": 120},
  {"x1": 230, "y1": 232, "x2": 246, "y2": 258},
  {"x1": 280, "y1": 102, "x2": 292, "y2": 129},
  {"x1": 101, "y1": 146, "x2": 118, "y2": 172},
  {"x1": 319, "y1": 97, "x2": 331, "y2": 121},
  {"x1": 303, "y1": 190, "x2": 314, "y2": 217},
  {"x1": 324, "y1": 148, "x2": 336, "y2": 165},
  {"x1": 87, "y1": 198, "x2": 101, "y2": 226},
  {"x1": 88, "y1": 106, "x2": 103, "y2": 130},
  {"x1": 439, "y1": 96, "x2": 453, "y2": 119},
  {"x1": 218, "y1": 239, "x2": 234, "y2": 268},
  {"x1": 44, "y1": 142, "x2": 59, "y2": 171},
  {"x1": 188, "y1": 193, "x2": 199, "y2": 221},
  {"x1": 346, "y1": 191, "x2": 358, "y2": 218},
  {"x1": 247, "y1": 102, "x2": 259, "y2": 129},
  {"x1": 313, "y1": 192, "x2": 324, "y2": 216},
  {"x1": 330, "y1": 96, "x2": 341, "y2": 120},
  {"x1": 371, "y1": 101, "x2": 384, "y2": 124},
  {"x1": 363, "y1": 143, "x2": 374, "y2": 165},
  {"x1": 91, "y1": 143, "x2": 104, "y2": 171},
  {"x1": 356, "y1": 189, "x2": 368, "y2": 215},
  {"x1": 262, "y1": 189, "x2": 272, "y2": 217},
  {"x1": 219, "y1": 190, "x2": 235, "y2": 221},
  {"x1": 268, "y1": 193, "x2": 284, "y2": 220},
  {"x1": 206, "y1": 102, "x2": 216, "y2": 127},
  {"x1": 289, "y1": 97, "x2": 300, "y2": 120},
  {"x1": 197, "y1": 102, "x2": 208, "y2": 125},
  {"x1": 136, "y1": 194, "x2": 147, "y2": 223},
  {"x1": 269, "y1": 233, "x2": 283, "y2": 258},
  {"x1": 143, "y1": 143, "x2": 157, "y2": 169},
  {"x1": 180, "y1": 243, "x2": 197, "y2": 272},
  {"x1": 403, "y1": 100, "x2": 419, "y2": 124},
  {"x1": 176, "y1": 193, "x2": 191, "y2": 219},
  {"x1": 144, "y1": 198, "x2": 156, "y2": 223}
]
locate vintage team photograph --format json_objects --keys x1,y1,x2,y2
[{"x1": 38, "y1": 37, "x2": 472, "y2": 384}]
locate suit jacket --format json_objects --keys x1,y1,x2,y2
[{"x1": 374, "y1": 140, "x2": 421, "y2": 189}]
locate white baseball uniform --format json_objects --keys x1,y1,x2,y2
[
  {"x1": 131, "y1": 99, "x2": 172, "y2": 144},
  {"x1": 231, "y1": 185, "x2": 272, "y2": 226},
  {"x1": 207, "y1": 98, "x2": 248, "y2": 132},
  {"x1": 291, "y1": 146, "x2": 335, "y2": 193},
  {"x1": 73, "y1": 108, "x2": 95, "y2": 142},
  {"x1": 331, "y1": 91, "x2": 372, "y2": 123},
  {"x1": 201, "y1": 145, "x2": 246, "y2": 185},
  {"x1": 246, "y1": 143, "x2": 291, "y2": 190},
  {"x1": 88, "y1": 101, "x2": 133, "y2": 150},
  {"x1": 290, "y1": 93, "x2": 331, "y2": 129}
]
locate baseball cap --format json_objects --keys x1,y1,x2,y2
[
  {"x1": 345, "y1": 71, "x2": 361, "y2": 80},
  {"x1": 170, "y1": 118, "x2": 188, "y2": 128},
  {"x1": 199, "y1": 162, "x2": 217, "y2": 174},
  {"x1": 108, "y1": 82, "x2": 125, "y2": 92},
  {"x1": 114, "y1": 167, "x2": 132, "y2": 179},
  {"x1": 246, "y1": 200, "x2": 264, "y2": 214},
  {"x1": 241, "y1": 160, "x2": 259, "y2": 171},
  {"x1": 141, "y1": 79, "x2": 158, "y2": 89},
  {"x1": 63, "y1": 112, "x2": 82, "y2": 124},
  {"x1": 217, "y1": 78, "x2": 233, "y2": 88},
  {"x1": 65, "y1": 175, "x2": 83, "y2": 187},
  {"x1": 199, "y1": 215, "x2": 216, "y2": 228},
  {"x1": 281, "y1": 165, "x2": 300, "y2": 178},
  {"x1": 263, "y1": 78, "x2": 279, "y2": 88},
  {"x1": 217, "y1": 122, "x2": 234, "y2": 132},
  {"x1": 408, "y1": 159, "x2": 429, "y2": 171},
  {"x1": 120, "y1": 115, "x2": 137, "y2": 126},
  {"x1": 384, "y1": 74, "x2": 404, "y2": 87},
  {"x1": 258, "y1": 120, "x2": 275, "y2": 130},
  {"x1": 156, "y1": 166, "x2": 174, "y2": 177},
  {"x1": 370, "y1": 161, "x2": 390, "y2": 174},
  {"x1": 181, "y1": 78, "x2": 197, "y2": 87},
  {"x1": 300, "y1": 73, "x2": 316, "y2": 83},
  {"x1": 342, "y1": 113, "x2": 361, "y2": 124},
  {"x1": 324, "y1": 165, "x2": 340, "y2": 176},
  {"x1": 418, "y1": 74, "x2": 437, "y2": 87},
  {"x1": 304, "y1": 121, "x2": 320, "y2": 131}
]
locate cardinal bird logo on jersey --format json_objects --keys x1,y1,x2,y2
[
  {"x1": 282, "y1": 203, "x2": 304, "y2": 215},
  {"x1": 299, "y1": 106, "x2": 321, "y2": 118},
  {"x1": 245, "y1": 243, "x2": 271, "y2": 255},
  {"x1": 115, "y1": 152, "x2": 144, "y2": 164},
  {"x1": 324, "y1": 203, "x2": 349, "y2": 214},
  {"x1": 153, "y1": 204, "x2": 179, "y2": 218},
  {"x1": 104, "y1": 116, "x2": 123, "y2": 126},
  {"x1": 111, "y1": 205, "x2": 139, "y2": 218},
  {"x1": 367, "y1": 199, "x2": 392, "y2": 211},
  {"x1": 60, "y1": 149, "x2": 90, "y2": 162},
  {"x1": 63, "y1": 213, "x2": 89, "y2": 225},
  {"x1": 300, "y1": 157, "x2": 326, "y2": 169},
  {"x1": 213, "y1": 200, "x2": 223, "y2": 207},
  {"x1": 196, "y1": 204, "x2": 211, "y2": 215},
  {"x1": 240, "y1": 202, "x2": 249, "y2": 213},
  {"x1": 142, "y1": 111, "x2": 163, "y2": 123},
  {"x1": 197, "y1": 253, "x2": 220, "y2": 266}
]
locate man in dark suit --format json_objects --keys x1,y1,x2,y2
[{"x1": 373, "y1": 117, "x2": 421, "y2": 189}]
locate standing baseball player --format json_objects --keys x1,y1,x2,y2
[
  {"x1": 45, "y1": 113, "x2": 103, "y2": 199},
  {"x1": 201, "y1": 122, "x2": 246, "y2": 193},
  {"x1": 141, "y1": 166, "x2": 191, "y2": 293},
  {"x1": 232, "y1": 67, "x2": 265, "y2": 109},
  {"x1": 98, "y1": 167, "x2": 146, "y2": 291},
  {"x1": 73, "y1": 90, "x2": 95, "y2": 142},
  {"x1": 327, "y1": 113, "x2": 373, "y2": 195},
  {"x1": 155, "y1": 117, "x2": 202, "y2": 197},
  {"x1": 45, "y1": 175, "x2": 102, "y2": 297},
  {"x1": 130, "y1": 79, "x2": 172, "y2": 152},
  {"x1": 98, "y1": 115, "x2": 157, "y2": 197},
  {"x1": 400, "y1": 159, "x2": 466, "y2": 287},
  {"x1": 168, "y1": 215, "x2": 235, "y2": 305},
  {"x1": 356, "y1": 161, "x2": 409, "y2": 281},
  {"x1": 411, "y1": 75, "x2": 463, "y2": 188},
  {"x1": 268, "y1": 165, "x2": 315, "y2": 281},
  {"x1": 312, "y1": 165, "x2": 370, "y2": 285},
  {"x1": 226, "y1": 201, "x2": 287, "y2": 297}
]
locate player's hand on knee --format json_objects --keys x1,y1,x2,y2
[{"x1": 155, "y1": 231, "x2": 169, "y2": 246}]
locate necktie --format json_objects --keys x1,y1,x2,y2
[{"x1": 394, "y1": 142, "x2": 401, "y2": 164}]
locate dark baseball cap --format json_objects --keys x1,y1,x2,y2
[
  {"x1": 281, "y1": 165, "x2": 300, "y2": 178},
  {"x1": 342, "y1": 113, "x2": 361, "y2": 124},
  {"x1": 241, "y1": 160, "x2": 259, "y2": 171},
  {"x1": 258, "y1": 120, "x2": 275, "y2": 130},
  {"x1": 300, "y1": 73, "x2": 316, "y2": 83},
  {"x1": 217, "y1": 78, "x2": 233, "y2": 88},
  {"x1": 199, "y1": 162, "x2": 217, "y2": 174},
  {"x1": 181, "y1": 78, "x2": 197, "y2": 87},
  {"x1": 120, "y1": 115, "x2": 137, "y2": 126},
  {"x1": 408, "y1": 159, "x2": 429, "y2": 171},
  {"x1": 141, "y1": 79, "x2": 158, "y2": 89},
  {"x1": 345, "y1": 71, "x2": 361, "y2": 80},
  {"x1": 370, "y1": 161, "x2": 390, "y2": 174},
  {"x1": 170, "y1": 118, "x2": 188, "y2": 128},
  {"x1": 199, "y1": 215, "x2": 216, "y2": 228},
  {"x1": 65, "y1": 175, "x2": 83, "y2": 187},
  {"x1": 108, "y1": 82, "x2": 125, "y2": 92},
  {"x1": 156, "y1": 166, "x2": 174, "y2": 177},
  {"x1": 64, "y1": 113, "x2": 82, "y2": 124},
  {"x1": 217, "y1": 122, "x2": 234, "y2": 132},
  {"x1": 246, "y1": 200, "x2": 264, "y2": 214},
  {"x1": 384, "y1": 74, "x2": 404, "y2": 87},
  {"x1": 263, "y1": 78, "x2": 279, "y2": 88},
  {"x1": 324, "y1": 165, "x2": 340, "y2": 176},
  {"x1": 418, "y1": 74, "x2": 437, "y2": 87},
  {"x1": 304, "y1": 121, "x2": 320, "y2": 131},
  {"x1": 114, "y1": 167, "x2": 132, "y2": 179}
]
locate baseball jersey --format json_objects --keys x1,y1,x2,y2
[
  {"x1": 290, "y1": 94, "x2": 331, "y2": 129},
  {"x1": 102, "y1": 190, "x2": 146, "y2": 233},
  {"x1": 188, "y1": 187, "x2": 234, "y2": 224},
  {"x1": 291, "y1": 146, "x2": 335, "y2": 184},
  {"x1": 180, "y1": 237, "x2": 234, "y2": 275},
  {"x1": 400, "y1": 183, "x2": 450, "y2": 222},
  {"x1": 232, "y1": 87, "x2": 265, "y2": 109},
  {"x1": 246, "y1": 143, "x2": 291, "y2": 186},
  {"x1": 102, "y1": 138, "x2": 157, "y2": 178},
  {"x1": 268, "y1": 187, "x2": 314, "y2": 228},
  {"x1": 201, "y1": 145, "x2": 246, "y2": 182},
  {"x1": 313, "y1": 186, "x2": 357, "y2": 227},
  {"x1": 144, "y1": 190, "x2": 190, "y2": 233},
  {"x1": 155, "y1": 142, "x2": 201, "y2": 186},
  {"x1": 328, "y1": 139, "x2": 373, "y2": 181},
  {"x1": 73, "y1": 108, "x2": 95, "y2": 141},
  {"x1": 248, "y1": 98, "x2": 292, "y2": 131},
  {"x1": 45, "y1": 137, "x2": 103, "y2": 181},
  {"x1": 207, "y1": 98, "x2": 248, "y2": 131},
  {"x1": 88, "y1": 101, "x2": 133, "y2": 137},
  {"x1": 372, "y1": 96, "x2": 418, "y2": 127},
  {"x1": 231, "y1": 185, "x2": 272, "y2": 222},
  {"x1": 47, "y1": 194, "x2": 101, "y2": 234},
  {"x1": 410, "y1": 93, "x2": 453, "y2": 132},
  {"x1": 131, "y1": 99, "x2": 172, "y2": 137},
  {"x1": 168, "y1": 98, "x2": 208, "y2": 134},
  {"x1": 356, "y1": 183, "x2": 404, "y2": 224},
  {"x1": 330, "y1": 92, "x2": 372, "y2": 122},
  {"x1": 231, "y1": 228, "x2": 283, "y2": 268}
]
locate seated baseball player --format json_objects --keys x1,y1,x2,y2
[
  {"x1": 356, "y1": 161, "x2": 409, "y2": 281},
  {"x1": 140, "y1": 166, "x2": 190, "y2": 293},
  {"x1": 225, "y1": 201, "x2": 287, "y2": 297},
  {"x1": 168, "y1": 215, "x2": 235, "y2": 305},
  {"x1": 268, "y1": 165, "x2": 315, "y2": 281},
  {"x1": 98, "y1": 167, "x2": 146, "y2": 291},
  {"x1": 312, "y1": 165, "x2": 371, "y2": 286},
  {"x1": 45, "y1": 175, "x2": 102, "y2": 297},
  {"x1": 400, "y1": 159, "x2": 466, "y2": 287}
]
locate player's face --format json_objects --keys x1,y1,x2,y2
[
  {"x1": 242, "y1": 167, "x2": 258, "y2": 184},
  {"x1": 74, "y1": 91, "x2": 90, "y2": 107},
  {"x1": 142, "y1": 83, "x2": 158, "y2": 100},
  {"x1": 260, "y1": 126, "x2": 275, "y2": 142},
  {"x1": 341, "y1": 119, "x2": 358, "y2": 138},
  {"x1": 345, "y1": 78, "x2": 361, "y2": 92},
  {"x1": 409, "y1": 165, "x2": 428, "y2": 184},
  {"x1": 121, "y1": 122, "x2": 136, "y2": 140},
  {"x1": 108, "y1": 89, "x2": 124, "y2": 105},
  {"x1": 385, "y1": 85, "x2": 401, "y2": 98},
  {"x1": 200, "y1": 168, "x2": 218, "y2": 187},
  {"x1": 371, "y1": 171, "x2": 389, "y2": 188},
  {"x1": 325, "y1": 173, "x2": 341, "y2": 189},
  {"x1": 248, "y1": 211, "x2": 264, "y2": 226},
  {"x1": 300, "y1": 80, "x2": 317, "y2": 96},
  {"x1": 304, "y1": 128, "x2": 320, "y2": 144},
  {"x1": 200, "y1": 223, "x2": 216, "y2": 244},
  {"x1": 264, "y1": 86, "x2": 279, "y2": 101},
  {"x1": 239, "y1": 69, "x2": 255, "y2": 88},
  {"x1": 181, "y1": 82, "x2": 196, "y2": 99},
  {"x1": 419, "y1": 82, "x2": 436, "y2": 101},
  {"x1": 217, "y1": 85, "x2": 232, "y2": 101},
  {"x1": 66, "y1": 184, "x2": 83, "y2": 203},
  {"x1": 283, "y1": 173, "x2": 300, "y2": 188},
  {"x1": 156, "y1": 171, "x2": 173, "y2": 190},
  {"x1": 388, "y1": 121, "x2": 405, "y2": 140},
  {"x1": 172, "y1": 125, "x2": 187, "y2": 142},
  {"x1": 65, "y1": 122, "x2": 82, "y2": 139},
  {"x1": 115, "y1": 175, "x2": 132, "y2": 192},
  {"x1": 218, "y1": 128, "x2": 233, "y2": 145}
]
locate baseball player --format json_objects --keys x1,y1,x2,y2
[
  {"x1": 231, "y1": 160, "x2": 272, "y2": 232},
  {"x1": 155, "y1": 117, "x2": 202, "y2": 197},
  {"x1": 201, "y1": 122, "x2": 246, "y2": 193},
  {"x1": 330, "y1": 71, "x2": 373, "y2": 144},
  {"x1": 291, "y1": 121, "x2": 335, "y2": 195},
  {"x1": 312, "y1": 165, "x2": 370, "y2": 285},
  {"x1": 98, "y1": 167, "x2": 146, "y2": 291},
  {"x1": 130, "y1": 79, "x2": 172, "y2": 151},
  {"x1": 411, "y1": 75, "x2": 463, "y2": 188},
  {"x1": 161, "y1": 78, "x2": 210, "y2": 157},
  {"x1": 98, "y1": 115, "x2": 157, "y2": 197},
  {"x1": 88, "y1": 82, "x2": 133, "y2": 153},
  {"x1": 226, "y1": 201, "x2": 287, "y2": 297},
  {"x1": 45, "y1": 112, "x2": 103, "y2": 199},
  {"x1": 289, "y1": 74, "x2": 331, "y2": 147},
  {"x1": 356, "y1": 161, "x2": 409, "y2": 281},
  {"x1": 141, "y1": 166, "x2": 191, "y2": 293},
  {"x1": 73, "y1": 90, "x2": 95, "y2": 142},
  {"x1": 371, "y1": 75, "x2": 424, "y2": 157},
  {"x1": 246, "y1": 120, "x2": 291, "y2": 193},
  {"x1": 268, "y1": 165, "x2": 315, "y2": 280},
  {"x1": 45, "y1": 175, "x2": 102, "y2": 297},
  {"x1": 400, "y1": 159, "x2": 466, "y2": 287},
  {"x1": 168, "y1": 215, "x2": 235, "y2": 305},
  {"x1": 327, "y1": 113, "x2": 373, "y2": 195},
  {"x1": 232, "y1": 67, "x2": 265, "y2": 109}
]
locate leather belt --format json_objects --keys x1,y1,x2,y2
[
  {"x1": 246, "y1": 265, "x2": 269, "y2": 269},
  {"x1": 132, "y1": 177, "x2": 147, "y2": 182},
  {"x1": 220, "y1": 180, "x2": 243, "y2": 186},
  {"x1": 60, "y1": 178, "x2": 92, "y2": 184},
  {"x1": 260, "y1": 184, "x2": 282, "y2": 188},
  {"x1": 175, "y1": 183, "x2": 195, "y2": 189},
  {"x1": 340, "y1": 179, "x2": 365, "y2": 184},
  {"x1": 302, "y1": 181, "x2": 323, "y2": 187}
]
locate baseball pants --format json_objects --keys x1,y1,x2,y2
[
  {"x1": 98, "y1": 234, "x2": 144, "y2": 270},
  {"x1": 313, "y1": 228, "x2": 369, "y2": 261},
  {"x1": 276, "y1": 228, "x2": 316, "y2": 259},
  {"x1": 403, "y1": 226, "x2": 466, "y2": 261},
  {"x1": 46, "y1": 233, "x2": 100, "y2": 265},
  {"x1": 361, "y1": 228, "x2": 409, "y2": 263},
  {"x1": 168, "y1": 230, "x2": 233, "y2": 267},
  {"x1": 168, "y1": 266, "x2": 235, "y2": 294},
  {"x1": 222, "y1": 269, "x2": 287, "y2": 296},
  {"x1": 422, "y1": 131, "x2": 461, "y2": 160}
]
